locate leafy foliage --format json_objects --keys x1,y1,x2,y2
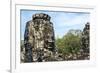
[{"x1": 55, "y1": 29, "x2": 82, "y2": 56}]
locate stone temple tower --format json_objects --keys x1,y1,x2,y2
[
  {"x1": 80, "y1": 22, "x2": 90, "y2": 59},
  {"x1": 24, "y1": 13, "x2": 56, "y2": 62},
  {"x1": 81, "y1": 22, "x2": 90, "y2": 53}
]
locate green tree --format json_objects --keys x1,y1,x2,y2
[{"x1": 55, "y1": 29, "x2": 82, "y2": 55}]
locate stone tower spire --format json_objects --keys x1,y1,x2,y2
[{"x1": 24, "y1": 13, "x2": 55, "y2": 62}]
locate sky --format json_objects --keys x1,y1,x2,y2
[{"x1": 20, "y1": 10, "x2": 90, "y2": 40}]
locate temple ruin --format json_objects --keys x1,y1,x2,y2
[
  {"x1": 24, "y1": 13, "x2": 57, "y2": 62},
  {"x1": 21, "y1": 13, "x2": 90, "y2": 62}
]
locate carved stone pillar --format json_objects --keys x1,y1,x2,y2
[{"x1": 24, "y1": 13, "x2": 55, "y2": 62}]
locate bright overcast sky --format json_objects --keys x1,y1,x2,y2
[{"x1": 20, "y1": 10, "x2": 90, "y2": 40}]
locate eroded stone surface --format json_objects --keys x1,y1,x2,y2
[{"x1": 24, "y1": 13, "x2": 57, "y2": 62}]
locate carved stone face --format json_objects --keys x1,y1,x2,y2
[{"x1": 24, "y1": 13, "x2": 55, "y2": 62}]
